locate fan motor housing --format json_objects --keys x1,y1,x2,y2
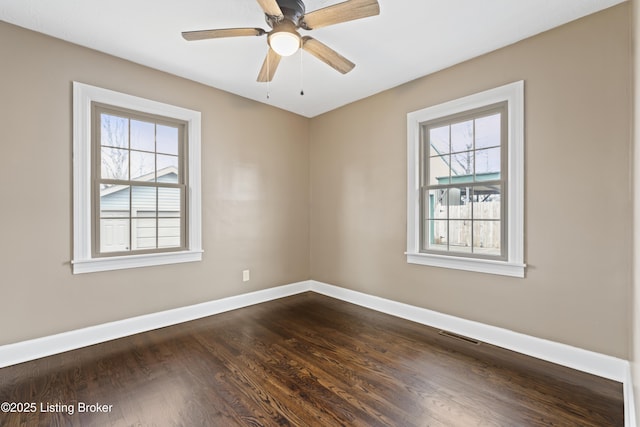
[{"x1": 266, "y1": 0, "x2": 306, "y2": 27}]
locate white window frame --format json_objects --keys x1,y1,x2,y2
[
  {"x1": 406, "y1": 81, "x2": 525, "y2": 277},
  {"x1": 72, "y1": 82, "x2": 203, "y2": 274}
]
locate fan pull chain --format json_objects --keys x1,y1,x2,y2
[
  {"x1": 266, "y1": 50, "x2": 271, "y2": 100},
  {"x1": 299, "y1": 48, "x2": 304, "y2": 96}
]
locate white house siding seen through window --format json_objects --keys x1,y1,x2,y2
[
  {"x1": 94, "y1": 105, "x2": 186, "y2": 256},
  {"x1": 421, "y1": 103, "x2": 506, "y2": 259}
]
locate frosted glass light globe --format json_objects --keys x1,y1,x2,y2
[{"x1": 269, "y1": 31, "x2": 300, "y2": 56}]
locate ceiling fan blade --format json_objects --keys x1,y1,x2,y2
[
  {"x1": 302, "y1": 0, "x2": 380, "y2": 30},
  {"x1": 182, "y1": 28, "x2": 266, "y2": 41},
  {"x1": 302, "y1": 36, "x2": 355, "y2": 74},
  {"x1": 257, "y1": 48, "x2": 282, "y2": 82},
  {"x1": 256, "y1": 0, "x2": 284, "y2": 18}
]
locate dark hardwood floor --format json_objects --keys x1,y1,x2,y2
[{"x1": 0, "y1": 292, "x2": 624, "y2": 426}]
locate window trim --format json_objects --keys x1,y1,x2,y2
[
  {"x1": 73, "y1": 82, "x2": 202, "y2": 274},
  {"x1": 406, "y1": 81, "x2": 525, "y2": 277}
]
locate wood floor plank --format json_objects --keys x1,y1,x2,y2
[{"x1": 0, "y1": 292, "x2": 624, "y2": 426}]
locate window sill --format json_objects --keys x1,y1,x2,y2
[
  {"x1": 72, "y1": 250, "x2": 203, "y2": 274},
  {"x1": 406, "y1": 252, "x2": 525, "y2": 278}
]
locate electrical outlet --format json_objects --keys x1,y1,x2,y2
[{"x1": 242, "y1": 269, "x2": 250, "y2": 282}]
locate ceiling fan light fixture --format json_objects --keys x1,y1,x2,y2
[
  {"x1": 268, "y1": 30, "x2": 300, "y2": 56},
  {"x1": 183, "y1": 0, "x2": 381, "y2": 82}
]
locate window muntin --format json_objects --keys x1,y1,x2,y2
[
  {"x1": 421, "y1": 104, "x2": 507, "y2": 260},
  {"x1": 93, "y1": 105, "x2": 187, "y2": 257}
]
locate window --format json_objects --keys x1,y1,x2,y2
[
  {"x1": 73, "y1": 83, "x2": 202, "y2": 273},
  {"x1": 94, "y1": 105, "x2": 186, "y2": 256},
  {"x1": 422, "y1": 103, "x2": 506, "y2": 258},
  {"x1": 407, "y1": 81, "x2": 524, "y2": 277}
]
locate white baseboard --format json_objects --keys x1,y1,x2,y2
[
  {"x1": 0, "y1": 280, "x2": 312, "y2": 369},
  {"x1": 0, "y1": 279, "x2": 633, "y2": 426},
  {"x1": 624, "y1": 366, "x2": 637, "y2": 427},
  {"x1": 309, "y1": 281, "x2": 629, "y2": 382}
]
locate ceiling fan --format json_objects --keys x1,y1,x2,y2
[{"x1": 182, "y1": 0, "x2": 380, "y2": 82}]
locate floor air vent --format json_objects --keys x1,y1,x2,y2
[{"x1": 438, "y1": 330, "x2": 481, "y2": 345}]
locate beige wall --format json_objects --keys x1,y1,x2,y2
[
  {"x1": 0, "y1": 22, "x2": 310, "y2": 345},
  {"x1": 310, "y1": 4, "x2": 632, "y2": 358}
]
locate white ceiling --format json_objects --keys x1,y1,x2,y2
[{"x1": 0, "y1": 0, "x2": 626, "y2": 117}]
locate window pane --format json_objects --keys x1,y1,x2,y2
[
  {"x1": 133, "y1": 217, "x2": 156, "y2": 250},
  {"x1": 448, "y1": 187, "x2": 471, "y2": 220},
  {"x1": 130, "y1": 150, "x2": 155, "y2": 181},
  {"x1": 157, "y1": 154, "x2": 179, "y2": 183},
  {"x1": 472, "y1": 186, "x2": 501, "y2": 219},
  {"x1": 475, "y1": 113, "x2": 501, "y2": 149},
  {"x1": 100, "y1": 185, "x2": 130, "y2": 217},
  {"x1": 427, "y1": 189, "x2": 448, "y2": 219},
  {"x1": 132, "y1": 186, "x2": 157, "y2": 216},
  {"x1": 101, "y1": 147, "x2": 129, "y2": 180},
  {"x1": 429, "y1": 155, "x2": 450, "y2": 185},
  {"x1": 158, "y1": 187, "x2": 181, "y2": 216},
  {"x1": 100, "y1": 114, "x2": 128, "y2": 148},
  {"x1": 425, "y1": 219, "x2": 448, "y2": 251},
  {"x1": 475, "y1": 147, "x2": 501, "y2": 178},
  {"x1": 451, "y1": 120, "x2": 473, "y2": 153},
  {"x1": 130, "y1": 119, "x2": 155, "y2": 152},
  {"x1": 449, "y1": 220, "x2": 472, "y2": 253},
  {"x1": 158, "y1": 218, "x2": 181, "y2": 248},
  {"x1": 473, "y1": 220, "x2": 501, "y2": 256},
  {"x1": 429, "y1": 125, "x2": 449, "y2": 156},
  {"x1": 451, "y1": 151, "x2": 474, "y2": 180},
  {"x1": 157, "y1": 125, "x2": 179, "y2": 155},
  {"x1": 100, "y1": 218, "x2": 130, "y2": 253}
]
